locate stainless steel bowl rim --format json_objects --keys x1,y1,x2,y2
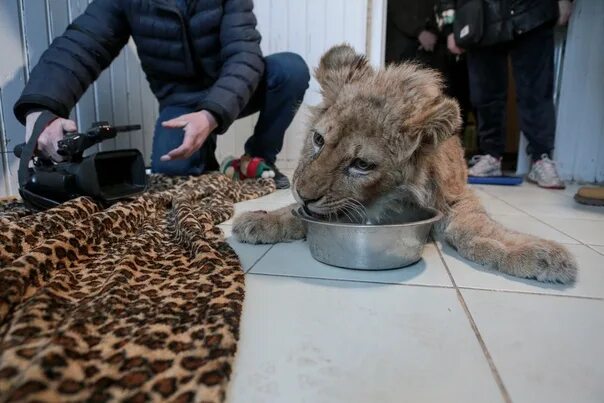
[{"x1": 292, "y1": 206, "x2": 444, "y2": 228}]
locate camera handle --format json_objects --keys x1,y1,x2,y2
[{"x1": 15, "y1": 111, "x2": 59, "y2": 188}]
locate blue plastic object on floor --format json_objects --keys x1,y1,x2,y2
[{"x1": 468, "y1": 176, "x2": 524, "y2": 186}]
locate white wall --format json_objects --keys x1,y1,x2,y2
[{"x1": 217, "y1": 0, "x2": 370, "y2": 169}]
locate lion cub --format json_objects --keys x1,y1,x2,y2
[{"x1": 233, "y1": 45, "x2": 577, "y2": 283}]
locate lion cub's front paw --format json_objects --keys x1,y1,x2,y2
[
  {"x1": 505, "y1": 240, "x2": 578, "y2": 284},
  {"x1": 232, "y1": 211, "x2": 276, "y2": 244},
  {"x1": 232, "y1": 206, "x2": 305, "y2": 245}
]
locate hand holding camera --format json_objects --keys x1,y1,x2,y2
[{"x1": 15, "y1": 111, "x2": 147, "y2": 210}]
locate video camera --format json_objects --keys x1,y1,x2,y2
[{"x1": 14, "y1": 111, "x2": 147, "y2": 211}]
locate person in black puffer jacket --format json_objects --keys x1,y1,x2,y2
[
  {"x1": 14, "y1": 0, "x2": 310, "y2": 189},
  {"x1": 436, "y1": 0, "x2": 573, "y2": 189}
]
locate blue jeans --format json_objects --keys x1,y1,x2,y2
[{"x1": 151, "y1": 52, "x2": 310, "y2": 175}]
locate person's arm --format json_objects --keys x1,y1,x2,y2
[
  {"x1": 13, "y1": 0, "x2": 129, "y2": 125},
  {"x1": 197, "y1": 0, "x2": 264, "y2": 134}
]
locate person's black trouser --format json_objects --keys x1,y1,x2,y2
[{"x1": 467, "y1": 25, "x2": 556, "y2": 160}]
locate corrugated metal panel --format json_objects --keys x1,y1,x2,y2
[
  {"x1": 0, "y1": 96, "x2": 8, "y2": 196},
  {"x1": 0, "y1": 0, "x2": 28, "y2": 196},
  {"x1": 0, "y1": 0, "x2": 370, "y2": 196}
]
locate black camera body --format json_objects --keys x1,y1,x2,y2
[{"x1": 14, "y1": 112, "x2": 147, "y2": 211}]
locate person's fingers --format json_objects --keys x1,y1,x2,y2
[
  {"x1": 48, "y1": 149, "x2": 64, "y2": 163},
  {"x1": 183, "y1": 128, "x2": 205, "y2": 159},
  {"x1": 38, "y1": 137, "x2": 62, "y2": 161},
  {"x1": 160, "y1": 130, "x2": 197, "y2": 161},
  {"x1": 162, "y1": 143, "x2": 193, "y2": 161},
  {"x1": 37, "y1": 136, "x2": 51, "y2": 155},
  {"x1": 61, "y1": 119, "x2": 77, "y2": 133},
  {"x1": 161, "y1": 119, "x2": 189, "y2": 128},
  {"x1": 193, "y1": 128, "x2": 211, "y2": 150},
  {"x1": 192, "y1": 135, "x2": 206, "y2": 154},
  {"x1": 39, "y1": 121, "x2": 70, "y2": 161},
  {"x1": 37, "y1": 126, "x2": 57, "y2": 155}
]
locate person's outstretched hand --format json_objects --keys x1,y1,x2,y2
[
  {"x1": 447, "y1": 33, "x2": 465, "y2": 55},
  {"x1": 418, "y1": 30, "x2": 438, "y2": 52},
  {"x1": 557, "y1": 0, "x2": 572, "y2": 26},
  {"x1": 25, "y1": 111, "x2": 77, "y2": 162},
  {"x1": 160, "y1": 110, "x2": 218, "y2": 161}
]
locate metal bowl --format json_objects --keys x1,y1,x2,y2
[{"x1": 292, "y1": 206, "x2": 443, "y2": 270}]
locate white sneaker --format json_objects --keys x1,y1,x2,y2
[
  {"x1": 527, "y1": 154, "x2": 565, "y2": 189},
  {"x1": 468, "y1": 155, "x2": 502, "y2": 177}
]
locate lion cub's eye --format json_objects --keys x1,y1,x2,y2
[
  {"x1": 350, "y1": 158, "x2": 376, "y2": 174},
  {"x1": 312, "y1": 131, "x2": 325, "y2": 149}
]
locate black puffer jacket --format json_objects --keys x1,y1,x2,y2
[
  {"x1": 14, "y1": 0, "x2": 264, "y2": 134},
  {"x1": 388, "y1": 0, "x2": 439, "y2": 39},
  {"x1": 437, "y1": 0, "x2": 559, "y2": 46}
]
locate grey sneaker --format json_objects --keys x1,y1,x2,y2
[
  {"x1": 468, "y1": 155, "x2": 502, "y2": 177},
  {"x1": 527, "y1": 154, "x2": 565, "y2": 189},
  {"x1": 267, "y1": 164, "x2": 290, "y2": 189}
]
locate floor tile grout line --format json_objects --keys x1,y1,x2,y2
[
  {"x1": 245, "y1": 245, "x2": 275, "y2": 274},
  {"x1": 472, "y1": 189, "x2": 528, "y2": 217},
  {"x1": 476, "y1": 186, "x2": 604, "y2": 222},
  {"x1": 480, "y1": 188, "x2": 590, "y2": 246},
  {"x1": 457, "y1": 286, "x2": 604, "y2": 301},
  {"x1": 435, "y1": 244, "x2": 513, "y2": 403},
  {"x1": 586, "y1": 244, "x2": 604, "y2": 256},
  {"x1": 246, "y1": 271, "x2": 455, "y2": 290}
]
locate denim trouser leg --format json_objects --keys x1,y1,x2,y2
[
  {"x1": 242, "y1": 52, "x2": 310, "y2": 164},
  {"x1": 151, "y1": 52, "x2": 310, "y2": 176}
]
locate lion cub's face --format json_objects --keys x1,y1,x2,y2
[{"x1": 292, "y1": 45, "x2": 461, "y2": 217}]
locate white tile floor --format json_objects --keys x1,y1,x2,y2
[{"x1": 222, "y1": 180, "x2": 604, "y2": 403}]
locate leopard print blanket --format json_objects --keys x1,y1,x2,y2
[{"x1": 0, "y1": 173, "x2": 274, "y2": 402}]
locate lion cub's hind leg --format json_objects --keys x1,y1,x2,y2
[{"x1": 442, "y1": 191, "x2": 577, "y2": 283}]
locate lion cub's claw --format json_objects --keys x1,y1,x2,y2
[{"x1": 233, "y1": 211, "x2": 277, "y2": 244}]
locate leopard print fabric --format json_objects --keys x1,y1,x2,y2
[{"x1": 0, "y1": 173, "x2": 275, "y2": 402}]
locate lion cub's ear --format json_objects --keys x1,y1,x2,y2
[
  {"x1": 315, "y1": 44, "x2": 373, "y2": 105},
  {"x1": 408, "y1": 96, "x2": 462, "y2": 147},
  {"x1": 396, "y1": 96, "x2": 461, "y2": 160}
]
